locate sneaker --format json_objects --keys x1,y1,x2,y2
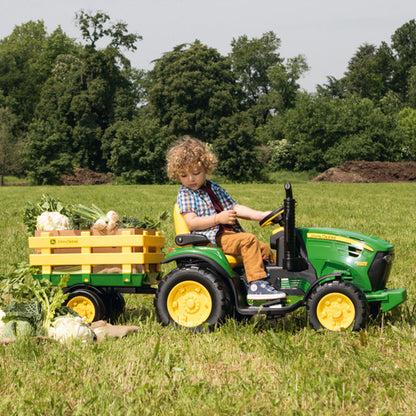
[{"x1": 247, "y1": 279, "x2": 286, "y2": 301}]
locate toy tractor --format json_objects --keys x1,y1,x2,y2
[{"x1": 154, "y1": 182, "x2": 407, "y2": 331}]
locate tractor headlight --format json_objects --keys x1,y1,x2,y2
[{"x1": 367, "y1": 250, "x2": 395, "y2": 291}]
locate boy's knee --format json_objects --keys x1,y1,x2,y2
[{"x1": 242, "y1": 233, "x2": 259, "y2": 246}]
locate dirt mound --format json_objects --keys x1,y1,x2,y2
[
  {"x1": 312, "y1": 161, "x2": 416, "y2": 183},
  {"x1": 60, "y1": 167, "x2": 115, "y2": 185}
]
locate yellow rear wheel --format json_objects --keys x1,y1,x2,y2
[
  {"x1": 167, "y1": 281, "x2": 213, "y2": 328},
  {"x1": 316, "y1": 292, "x2": 355, "y2": 331},
  {"x1": 155, "y1": 267, "x2": 229, "y2": 331}
]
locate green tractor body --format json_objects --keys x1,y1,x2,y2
[{"x1": 155, "y1": 183, "x2": 406, "y2": 331}]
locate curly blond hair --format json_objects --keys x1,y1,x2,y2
[{"x1": 166, "y1": 136, "x2": 217, "y2": 181}]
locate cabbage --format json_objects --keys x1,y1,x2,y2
[
  {"x1": 50, "y1": 316, "x2": 96, "y2": 344},
  {"x1": 2, "y1": 320, "x2": 34, "y2": 339},
  {"x1": 2, "y1": 301, "x2": 43, "y2": 334}
]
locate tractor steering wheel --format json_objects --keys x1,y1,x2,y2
[{"x1": 259, "y1": 205, "x2": 285, "y2": 228}]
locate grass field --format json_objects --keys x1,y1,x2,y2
[{"x1": 1, "y1": 181, "x2": 415, "y2": 415}]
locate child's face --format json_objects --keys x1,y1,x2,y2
[{"x1": 179, "y1": 167, "x2": 206, "y2": 191}]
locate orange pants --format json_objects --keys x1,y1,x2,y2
[{"x1": 215, "y1": 231, "x2": 275, "y2": 282}]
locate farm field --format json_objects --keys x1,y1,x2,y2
[{"x1": 0, "y1": 181, "x2": 415, "y2": 415}]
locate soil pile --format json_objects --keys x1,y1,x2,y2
[
  {"x1": 312, "y1": 161, "x2": 416, "y2": 183},
  {"x1": 60, "y1": 167, "x2": 115, "y2": 185}
]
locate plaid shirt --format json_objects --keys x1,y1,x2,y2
[{"x1": 177, "y1": 180, "x2": 244, "y2": 245}]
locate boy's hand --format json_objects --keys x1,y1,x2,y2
[{"x1": 217, "y1": 209, "x2": 237, "y2": 225}]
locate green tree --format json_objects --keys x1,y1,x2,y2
[
  {"x1": 342, "y1": 42, "x2": 394, "y2": 100},
  {"x1": 76, "y1": 10, "x2": 140, "y2": 51},
  {"x1": 0, "y1": 104, "x2": 23, "y2": 185},
  {"x1": 391, "y1": 19, "x2": 416, "y2": 98},
  {"x1": 230, "y1": 31, "x2": 283, "y2": 106},
  {"x1": 102, "y1": 113, "x2": 175, "y2": 183},
  {"x1": 275, "y1": 93, "x2": 402, "y2": 171},
  {"x1": 406, "y1": 66, "x2": 416, "y2": 108},
  {"x1": 265, "y1": 54, "x2": 309, "y2": 112},
  {"x1": 230, "y1": 32, "x2": 308, "y2": 128},
  {"x1": 0, "y1": 21, "x2": 78, "y2": 130},
  {"x1": 397, "y1": 107, "x2": 416, "y2": 158},
  {"x1": 213, "y1": 112, "x2": 264, "y2": 181},
  {"x1": 26, "y1": 12, "x2": 142, "y2": 183},
  {"x1": 147, "y1": 41, "x2": 238, "y2": 143},
  {"x1": 25, "y1": 119, "x2": 73, "y2": 185},
  {"x1": 316, "y1": 76, "x2": 347, "y2": 99}
]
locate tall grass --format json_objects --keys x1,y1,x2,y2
[{"x1": 1, "y1": 182, "x2": 415, "y2": 415}]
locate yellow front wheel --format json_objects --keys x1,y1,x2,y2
[
  {"x1": 306, "y1": 281, "x2": 368, "y2": 332},
  {"x1": 316, "y1": 293, "x2": 355, "y2": 331},
  {"x1": 155, "y1": 267, "x2": 230, "y2": 331}
]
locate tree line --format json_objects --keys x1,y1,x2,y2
[{"x1": 1, "y1": 11, "x2": 416, "y2": 185}]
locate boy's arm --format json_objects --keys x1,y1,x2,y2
[
  {"x1": 234, "y1": 204, "x2": 271, "y2": 222},
  {"x1": 182, "y1": 210, "x2": 238, "y2": 231}
]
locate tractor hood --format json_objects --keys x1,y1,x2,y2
[
  {"x1": 299, "y1": 227, "x2": 393, "y2": 253},
  {"x1": 298, "y1": 227, "x2": 394, "y2": 292}
]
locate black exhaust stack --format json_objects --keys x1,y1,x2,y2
[{"x1": 283, "y1": 182, "x2": 306, "y2": 271}]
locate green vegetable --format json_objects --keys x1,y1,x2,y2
[
  {"x1": 0, "y1": 263, "x2": 71, "y2": 336},
  {"x1": 118, "y1": 216, "x2": 147, "y2": 229},
  {"x1": 2, "y1": 301, "x2": 43, "y2": 334},
  {"x1": 23, "y1": 194, "x2": 71, "y2": 235},
  {"x1": 69, "y1": 203, "x2": 107, "y2": 230},
  {"x1": 118, "y1": 210, "x2": 170, "y2": 230},
  {"x1": 23, "y1": 195, "x2": 169, "y2": 233},
  {"x1": 2, "y1": 320, "x2": 34, "y2": 339},
  {"x1": 0, "y1": 263, "x2": 41, "y2": 305}
]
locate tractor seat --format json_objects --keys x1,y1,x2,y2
[{"x1": 173, "y1": 204, "x2": 243, "y2": 269}]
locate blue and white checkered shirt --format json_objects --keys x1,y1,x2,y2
[{"x1": 177, "y1": 180, "x2": 244, "y2": 245}]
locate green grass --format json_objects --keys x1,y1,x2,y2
[{"x1": 1, "y1": 182, "x2": 416, "y2": 415}]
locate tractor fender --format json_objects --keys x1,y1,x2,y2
[
  {"x1": 303, "y1": 273, "x2": 345, "y2": 302},
  {"x1": 161, "y1": 253, "x2": 234, "y2": 280}
]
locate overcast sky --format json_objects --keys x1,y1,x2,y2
[{"x1": 1, "y1": 0, "x2": 415, "y2": 91}]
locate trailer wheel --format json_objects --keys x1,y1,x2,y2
[
  {"x1": 65, "y1": 289, "x2": 106, "y2": 323},
  {"x1": 154, "y1": 267, "x2": 230, "y2": 331},
  {"x1": 102, "y1": 292, "x2": 126, "y2": 323},
  {"x1": 306, "y1": 281, "x2": 368, "y2": 331}
]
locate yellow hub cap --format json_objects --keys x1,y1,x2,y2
[
  {"x1": 167, "y1": 281, "x2": 212, "y2": 328},
  {"x1": 67, "y1": 296, "x2": 95, "y2": 323},
  {"x1": 316, "y1": 292, "x2": 355, "y2": 331}
]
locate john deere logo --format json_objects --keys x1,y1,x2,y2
[{"x1": 50, "y1": 239, "x2": 56, "y2": 245}]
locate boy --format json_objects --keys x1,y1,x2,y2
[{"x1": 166, "y1": 136, "x2": 285, "y2": 301}]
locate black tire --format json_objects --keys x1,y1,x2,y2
[
  {"x1": 101, "y1": 292, "x2": 126, "y2": 323},
  {"x1": 306, "y1": 280, "x2": 368, "y2": 331},
  {"x1": 64, "y1": 288, "x2": 107, "y2": 323},
  {"x1": 154, "y1": 267, "x2": 230, "y2": 331},
  {"x1": 369, "y1": 302, "x2": 381, "y2": 320}
]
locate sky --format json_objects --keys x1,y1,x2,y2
[{"x1": 1, "y1": 0, "x2": 416, "y2": 91}]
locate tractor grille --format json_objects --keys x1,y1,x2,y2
[{"x1": 367, "y1": 250, "x2": 395, "y2": 290}]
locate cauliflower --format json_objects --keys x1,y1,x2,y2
[
  {"x1": 0, "y1": 309, "x2": 5, "y2": 337},
  {"x1": 50, "y1": 316, "x2": 96, "y2": 344},
  {"x1": 36, "y1": 212, "x2": 70, "y2": 231}
]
